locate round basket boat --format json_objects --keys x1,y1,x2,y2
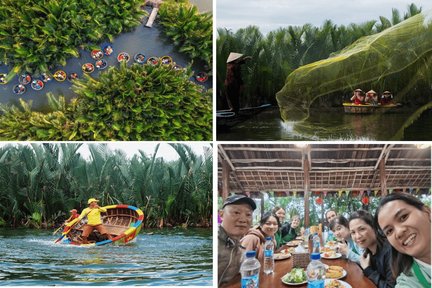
[
  {"x1": 91, "y1": 49, "x2": 104, "y2": 60},
  {"x1": 40, "y1": 72, "x2": 53, "y2": 83},
  {"x1": 53, "y1": 70, "x2": 67, "y2": 82},
  {"x1": 31, "y1": 79, "x2": 44, "y2": 91},
  {"x1": 67, "y1": 72, "x2": 79, "y2": 82},
  {"x1": 195, "y1": 71, "x2": 208, "y2": 83},
  {"x1": 160, "y1": 55, "x2": 173, "y2": 65},
  {"x1": 102, "y1": 44, "x2": 114, "y2": 56},
  {"x1": 19, "y1": 73, "x2": 32, "y2": 85},
  {"x1": 95, "y1": 59, "x2": 108, "y2": 70},
  {"x1": 134, "y1": 53, "x2": 146, "y2": 64},
  {"x1": 147, "y1": 56, "x2": 159, "y2": 66},
  {"x1": 56, "y1": 204, "x2": 144, "y2": 247},
  {"x1": 82, "y1": 63, "x2": 95, "y2": 74},
  {"x1": 13, "y1": 84, "x2": 26, "y2": 95},
  {"x1": 0, "y1": 73, "x2": 7, "y2": 84},
  {"x1": 117, "y1": 52, "x2": 130, "y2": 63},
  {"x1": 172, "y1": 64, "x2": 183, "y2": 71}
]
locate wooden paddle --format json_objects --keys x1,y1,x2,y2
[{"x1": 52, "y1": 224, "x2": 65, "y2": 235}]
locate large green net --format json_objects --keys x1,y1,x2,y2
[{"x1": 276, "y1": 10, "x2": 432, "y2": 121}]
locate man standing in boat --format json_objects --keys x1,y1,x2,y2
[
  {"x1": 224, "y1": 52, "x2": 251, "y2": 113},
  {"x1": 77, "y1": 198, "x2": 113, "y2": 244}
]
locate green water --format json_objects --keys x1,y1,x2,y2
[
  {"x1": 217, "y1": 107, "x2": 432, "y2": 140},
  {"x1": 0, "y1": 228, "x2": 212, "y2": 286}
]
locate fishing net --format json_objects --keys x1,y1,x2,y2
[{"x1": 276, "y1": 10, "x2": 432, "y2": 121}]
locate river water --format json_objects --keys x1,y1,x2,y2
[
  {"x1": 217, "y1": 107, "x2": 432, "y2": 140},
  {"x1": 0, "y1": 2, "x2": 212, "y2": 111},
  {"x1": 0, "y1": 228, "x2": 212, "y2": 286}
]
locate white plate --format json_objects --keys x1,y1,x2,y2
[
  {"x1": 281, "y1": 270, "x2": 307, "y2": 285},
  {"x1": 274, "y1": 252, "x2": 291, "y2": 260},
  {"x1": 325, "y1": 279, "x2": 352, "y2": 288},
  {"x1": 321, "y1": 252, "x2": 342, "y2": 259},
  {"x1": 326, "y1": 267, "x2": 347, "y2": 280}
]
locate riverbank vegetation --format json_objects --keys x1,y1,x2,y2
[
  {"x1": 158, "y1": 0, "x2": 212, "y2": 70},
  {"x1": 0, "y1": 143, "x2": 212, "y2": 229},
  {"x1": 0, "y1": 0, "x2": 146, "y2": 75},
  {"x1": 216, "y1": 4, "x2": 425, "y2": 109},
  {"x1": 0, "y1": 63, "x2": 212, "y2": 140}
]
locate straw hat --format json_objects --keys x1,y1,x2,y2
[
  {"x1": 226, "y1": 52, "x2": 245, "y2": 63},
  {"x1": 354, "y1": 88, "x2": 363, "y2": 92},
  {"x1": 383, "y1": 91, "x2": 392, "y2": 94},
  {"x1": 366, "y1": 90, "x2": 377, "y2": 95}
]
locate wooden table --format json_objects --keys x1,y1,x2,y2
[{"x1": 223, "y1": 255, "x2": 376, "y2": 288}]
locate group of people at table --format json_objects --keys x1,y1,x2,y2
[
  {"x1": 218, "y1": 193, "x2": 430, "y2": 287},
  {"x1": 350, "y1": 89, "x2": 394, "y2": 105}
]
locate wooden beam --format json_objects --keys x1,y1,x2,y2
[
  {"x1": 219, "y1": 146, "x2": 236, "y2": 171},
  {"x1": 222, "y1": 160, "x2": 231, "y2": 200},
  {"x1": 304, "y1": 151, "x2": 311, "y2": 227},
  {"x1": 380, "y1": 156, "x2": 387, "y2": 196}
]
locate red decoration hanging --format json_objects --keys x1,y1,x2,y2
[
  {"x1": 316, "y1": 197, "x2": 323, "y2": 205},
  {"x1": 361, "y1": 196, "x2": 369, "y2": 205}
]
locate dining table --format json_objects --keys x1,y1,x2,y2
[{"x1": 223, "y1": 249, "x2": 377, "y2": 288}]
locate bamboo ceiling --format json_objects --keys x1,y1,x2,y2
[{"x1": 218, "y1": 144, "x2": 431, "y2": 197}]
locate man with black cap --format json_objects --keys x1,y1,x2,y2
[{"x1": 218, "y1": 194, "x2": 256, "y2": 287}]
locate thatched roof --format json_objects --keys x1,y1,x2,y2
[{"x1": 218, "y1": 144, "x2": 431, "y2": 196}]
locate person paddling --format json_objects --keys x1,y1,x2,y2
[{"x1": 77, "y1": 198, "x2": 113, "y2": 244}]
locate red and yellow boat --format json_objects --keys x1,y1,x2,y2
[{"x1": 55, "y1": 204, "x2": 144, "y2": 247}]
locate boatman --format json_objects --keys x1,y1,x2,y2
[
  {"x1": 77, "y1": 198, "x2": 113, "y2": 244},
  {"x1": 65, "y1": 209, "x2": 80, "y2": 224},
  {"x1": 224, "y1": 52, "x2": 251, "y2": 113},
  {"x1": 218, "y1": 194, "x2": 256, "y2": 287}
]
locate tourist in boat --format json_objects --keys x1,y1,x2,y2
[
  {"x1": 329, "y1": 215, "x2": 362, "y2": 263},
  {"x1": 218, "y1": 194, "x2": 256, "y2": 287},
  {"x1": 366, "y1": 90, "x2": 379, "y2": 105},
  {"x1": 241, "y1": 211, "x2": 278, "y2": 261},
  {"x1": 65, "y1": 209, "x2": 80, "y2": 224},
  {"x1": 350, "y1": 88, "x2": 366, "y2": 105},
  {"x1": 349, "y1": 210, "x2": 396, "y2": 288},
  {"x1": 224, "y1": 52, "x2": 251, "y2": 113},
  {"x1": 77, "y1": 198, "x2": 113, "y2": 244},
  {"x1": 0, "y1": 73, "x2": 6, "y2": 84},
  {"x1": 376, "y1": 192, "x2": 431, "y2": 288},
  {"x1": 381, "y1": 91, "x2": 394, "y2": 105}
]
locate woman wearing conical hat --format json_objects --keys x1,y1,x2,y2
[
  {"x1": 224, "y1": 52, "x2": 251, "y2": 113},
  {"x1": 365, "y1": 90, "x2": 379, "y2": 105}
]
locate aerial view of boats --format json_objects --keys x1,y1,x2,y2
[
  {"x1": 216, "y1": 1, "x2": 432, "y2": 140},
  {"x1": 0, "y1": 0, "x2": 213, "y2": 141}
]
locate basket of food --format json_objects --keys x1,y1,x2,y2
[{"x1": 292, "y1": 252, "x2": 310, "y2": 268}]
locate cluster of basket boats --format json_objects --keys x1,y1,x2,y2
[{"x1": 0, "y1": 43, "x2": 209, "y2": 95}]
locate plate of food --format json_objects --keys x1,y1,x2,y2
[
  {"x1": 274, "y1": 248, "x2": 291, "y2": 260},
  {"x1": 325, "y1": 279, "x2": 352, "y2": 288},
  {"x1": 321, "y1": 251, "x2": 342, "y2": 259},
  {"x1": 321, "y1": 247, "x2": 335, "y2": 253},
  {"x1": 281, "y1": 268, "x2": 307, "y2": 285},
  {"x1": 325, "y1": 265, "x2": 347, "y2": 280},
  {"x1": 286, "y1": 240, "x2": 303, "y2": 247}
]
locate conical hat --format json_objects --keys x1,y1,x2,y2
[
  {"x1": 226, "y1": 52, "x2": 244, "y2": 63},
  {"x1": 366, "y1": 90, "x2": 377, "y2": 95}
]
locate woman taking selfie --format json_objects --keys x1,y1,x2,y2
[
  {"x1": 349, "y1": 210, "x2": 396, "y2": 288},
  {"x1": 376, "y1": 193, "x2": 431, "y2": 288}
]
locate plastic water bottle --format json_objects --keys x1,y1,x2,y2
[
  {"x1": 240, "y1": 251, "x2": 261, "y2": 288},
  {"x1": 263, "y1": 237, "x2": 274, "y2": 274},
  {"x1": 312, "y1": 233, "x2": 321, "y2": 254},
  {"x1": 306, "y1": 253, "x2": 326, "y2": 288}
]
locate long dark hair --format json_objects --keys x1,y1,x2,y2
[
  {"x1": 375, "y1": 192, "x2": 430, "y2": 278},
  {"x1": 329, "y1": 215, "x2": 349, "y2": 232},
  {"x1": 260, "y1": 211, "x2": 280, "y2": 228},
  {"x1": 349, "y1": 210, "x2": 386, "y2": 255}
]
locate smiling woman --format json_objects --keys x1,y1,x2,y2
[{"x1": 376, "y1": 193, "x2": 431, "y2": 288}]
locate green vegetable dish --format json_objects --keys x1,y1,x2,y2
[{"x1": 282, "y1": 268, "x2": 307, "y2": 284}]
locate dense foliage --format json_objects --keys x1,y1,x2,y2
[
  {"x1": 0, "y1": 143, "x2": 212, "y2": 229},
  {"x1": 0, "y1": 0, "x2": 146, "y2": 74},
  {"x1": 0, "y1": 63, "x2": 212, "y2": 140},
  {"x1": 216, "y1": 4, "x2": 423, "y2": 109},
  {"x1": 158, "y1": 0, "x2": 212, "y2": 70}
]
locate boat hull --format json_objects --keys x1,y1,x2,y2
[
  {"x1": 217, "y1": 104, "x2": 272, "y2": 130},
  {"x1": 343, "y1": 103, "x2": 400, "y2": 114},
  {"x1": 57, "y1": 204, "x2": 144, "y2": 247}
]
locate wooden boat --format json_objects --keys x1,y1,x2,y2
[
  {"x1": 55, "y1": 204, "x2": 144, "y2": 247},
  {"x1": 102, "y1": 44, "x2": 114, "y2": 56},
  {"x1": 343, "y1": 102, "x2": 401, "y2": 114},
  {"x1": 160, "y1": 55, "x2": 172, "y2": 65},
  {"x1": 134, "y1": 53, "x2": 146, "y2": 64},
  {"x1": 91, "y1": 49, "x2": 104, "y2": 60},
  {"x1": 195, "y1": 72, "x2": 208, "y2": 83},
  {"x1": 31, "y1": 79, "x2": 44, "y2": 91},
  {"x1": 82, "y1": 63, "x2": 95, "y2": 74},
  {"x1": 95, "y1": 59, "x2": 108, "y2": 70},
  {"x1": 217, "y1": 103, "x2": 272, "y2": 130},
  {"x1": 13, "y1": 84, "x2": 26, "y2": 95},
  {"x1": 0, "y1": 73, "x2": 8, "y2": 84},
  {"x1": 19, "y1": 73, "x2": 32, "y2": 85},
  {"x1": 53, "y1": 70, "x2": 67, "y2": 82},
  {"x1": 117, "y1": 52, "x2": 130, "y2": 63},
  {"x1": 147, "y1": 56, "x2": 159, "y2": 65}
]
